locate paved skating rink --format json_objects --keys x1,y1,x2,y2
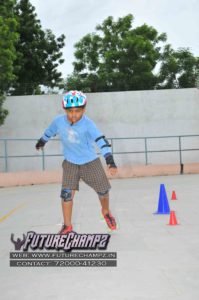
[{"x1": 1, "y1": 174, "x2": 199, "y2": 300}]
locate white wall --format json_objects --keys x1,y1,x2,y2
[{"x1": 0, "y1": 88, "x2": 199, "y2": 172}]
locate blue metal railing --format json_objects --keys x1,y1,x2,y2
[{"x1": 0, "y1": 135, "x2": 199, "y2": 173}]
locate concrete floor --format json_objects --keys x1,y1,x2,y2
[{"x1": 1, "y1": 174, "x2": 199, "y2": 300}]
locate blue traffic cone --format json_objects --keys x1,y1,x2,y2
[{"x1": 154, "y1": 184, "x2": 170, "y2": 214}]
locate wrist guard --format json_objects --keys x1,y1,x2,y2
[
  {"x1": 105, "y1": 154, "x2": 117, "y2": 168},
  {"x1": 35, "y1": 138, "x2": 46, "y2": 150}
]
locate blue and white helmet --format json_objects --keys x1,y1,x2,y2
[{"x1": 62, "y1": 90, "x2": 87, "y2": 109}]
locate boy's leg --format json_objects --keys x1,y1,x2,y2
[
  {"x1": 61, "y1": 190, "x2": 76, "y2": 226},
  {"x1": 98, "y1": 192, "x2": 109, "y2": 215},
  {"x1": 59, "y1": 160, "x2": 79, "y2": 233},
  {"x1": 79, "y1": 158, "x2": 111, "y2": 214},
  {"x1": 80, "y1": 158, "x2": 117, "y2": 230},
  {"x1": 99, "y1": 192, "x2": 117, "y2": 230}
]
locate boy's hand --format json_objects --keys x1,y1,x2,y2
[
  {"x1": 105, "y1": 154, "x2": 117, "y2": 176},
  {"x1": 35, "y1": 138, "x2": 46, "y2": 150},
  {"x1": 108, "y1": 166, "x2": 118, "y2": 176}
]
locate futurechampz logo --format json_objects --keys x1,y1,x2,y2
[{"x1": 10, "y1": 231, "x2": 110, "y2": 252}]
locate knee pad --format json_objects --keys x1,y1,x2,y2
[
  {"x1": 60, "y1": 188, "x2": 72, "y2": 202},
  {"x1": 97, "y1": 190, "x2": 109, "y2": 198}
]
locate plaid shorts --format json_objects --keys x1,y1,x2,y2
[{"x1": 62, "y1": 158, "x2": 111, "y2": 194}]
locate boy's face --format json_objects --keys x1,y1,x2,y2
[{"x1": 65, "y1": 107, "x2": 85, "y2": 124}]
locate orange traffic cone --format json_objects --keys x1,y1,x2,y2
[
  {"x1": 168, "y1": 211, "x2": 179, "y2": 226},
  {"x1": 171, "y1": 191, "x2": 177, "y2": 200}
]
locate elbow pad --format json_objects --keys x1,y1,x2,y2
[{"x1": 95, "y1": 135, "x2": 111, "y2": 149}]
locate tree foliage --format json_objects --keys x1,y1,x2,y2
[
  {"x1": 10, "y1": 0, "x2": 65, "y2": 95},
  {"x1": 66, "y1": 14, "x2": 167, "y2": 92},
  {"x1": 66, "y1": 14, "x2": 199, "y2": 92},
  {"x1": 0, "y1": 0, "x2": 18, "y2": 125},
  {"x1": 158, "y1": 45, "x2": 199, "y2": 88}
]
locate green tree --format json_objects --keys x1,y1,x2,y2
[
  {"x1": 66, "y1": 14, "x2": 167, "y2": 92},
  {"x1": 11, "y1": 0, "x2": 65, "y2": 95},
  {"x1": 157, "y1": 45, "x2": 199, "y2": 88},
  {"x1": 0, "y1": 0, "x2": 18, "y2": 125}
]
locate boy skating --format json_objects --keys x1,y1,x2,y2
[{"x1": 35, "y1": 90, "x2": 117, "y2": 234}]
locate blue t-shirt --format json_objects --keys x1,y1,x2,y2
[{"x1": 42, "y1": 114, "x2": 111, "y2": 165}]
